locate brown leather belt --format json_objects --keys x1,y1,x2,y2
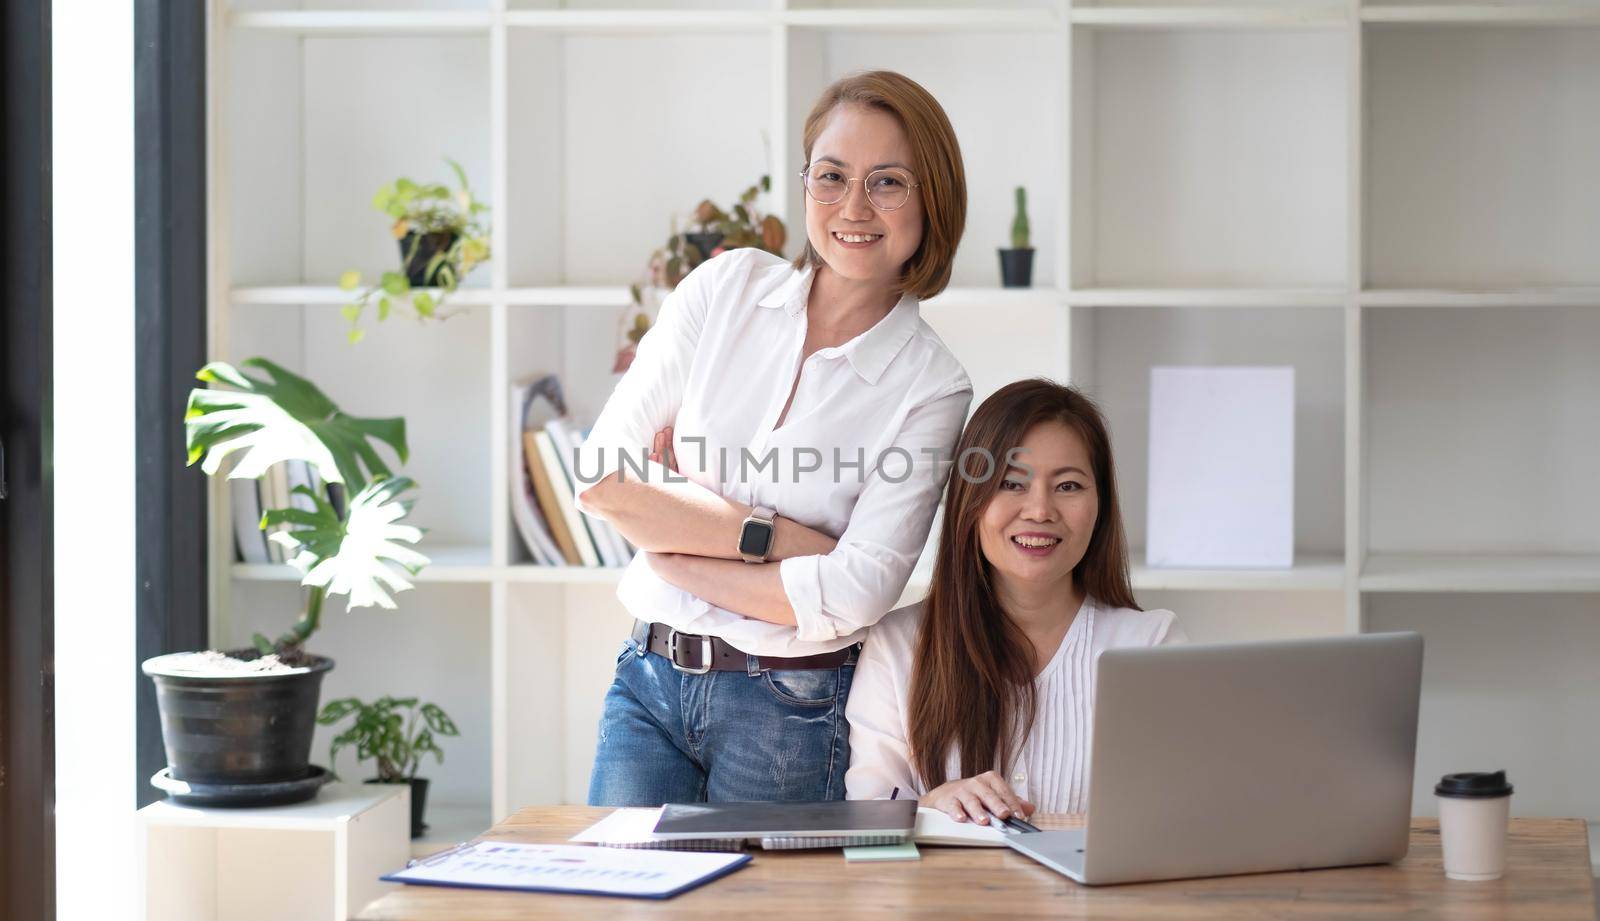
[{"x1": 630, "y1": 620, "x2": 859, "y2": 674}]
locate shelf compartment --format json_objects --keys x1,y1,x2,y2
[
  {"x1": 1074, "y1": 26, "x2": 1348, "y2": 288},
  {"x1": 226, "y1": 581, "x2": 493, "y2": 810},
  {"x1": 225, "y1": 31, "x2": 491, "y2": 287},
  {"x1": 506, "y1": 30, "x2": 772, "y2": 287},
  {"x1": 1365, "y1": 24, "x2": 1600, "y2": 288},
  {"x1": 1361, "y1": 554, "x2": 1600, "y2": 592},
  {"x1": 1070, "y1": 306, "x2": 1347, "y2": 560},
  {"x1": 1364, "y1": 307, "x2": 1600, "y2": 557},
  {"x1": 1365, "y1": 592, "x2": 1600, "y2": 822}
]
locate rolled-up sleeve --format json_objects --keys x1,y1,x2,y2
[
  {"x1": 573, "y1": 257, "x2": 717, "y2": 517},
  {"x1": 779, "y1": 384, "x2": 972, "y2": 643}
]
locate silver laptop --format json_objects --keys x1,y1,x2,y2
[{"x1": 1002, "y1": 631, "x2": 1423, "y2": 885}]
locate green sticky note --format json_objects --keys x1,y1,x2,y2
[{"x1": 843, "y1": 841, "x2": 921, "y2": 862}]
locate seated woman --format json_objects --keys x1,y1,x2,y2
[{"x1": 845, "y1": 378, "x2": 1186, "y2": 823}]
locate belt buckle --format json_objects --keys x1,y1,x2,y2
[{"x1": 667, "y1": 629, "x2": 713, "y2": 675}]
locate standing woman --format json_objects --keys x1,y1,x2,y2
[{"x1": 575, "y1": 71, "x2": 974, "y2": 805}]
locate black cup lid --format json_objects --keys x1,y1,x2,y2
[{"x1": 1435, "y1": 770, "x2": 1513, "y2": 798}]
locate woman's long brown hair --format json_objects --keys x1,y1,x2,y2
[{"x1": 907, "y1": 378, "x2": 1138, "y2": 788}]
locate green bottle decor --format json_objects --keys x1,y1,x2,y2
[{"x1": 1000, "y1": 184, "x2": 1035, "y2": 288}]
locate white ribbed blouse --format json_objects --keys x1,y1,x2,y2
[{"x1": 844, "y1": 594, "x2": 1186, "y2": 814}]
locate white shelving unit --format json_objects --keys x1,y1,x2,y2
[{"x1": 208, "y1": 0, "x2": 1600, "y2": 850}]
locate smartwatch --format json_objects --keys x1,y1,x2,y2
[{"x1": 738, "y1": 506, "x2": 777, "y2": 563}]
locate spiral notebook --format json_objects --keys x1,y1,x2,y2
[{"x1": 381, "y1": 840, "x2": 750, "y2": 899}]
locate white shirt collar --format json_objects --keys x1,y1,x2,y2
[{"x1": 757, "y1": 258, "x2": 922, "y2": 386}]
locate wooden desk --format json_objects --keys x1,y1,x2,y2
[{"x1": 356, "y1": 807, "x2": 1596, "y2": 920}]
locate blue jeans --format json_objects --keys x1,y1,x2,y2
[{"x1": 587, "y1": 633, "x2": 857, "y2": 805}]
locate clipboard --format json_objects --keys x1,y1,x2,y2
[{"x1": 381, "y1": 839, "x2": 751, "y2": 900}]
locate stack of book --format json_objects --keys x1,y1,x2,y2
[{"x1": 511, "y1": 374, "x2": 635, "y2": 568}]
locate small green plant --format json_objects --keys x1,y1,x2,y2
[
  {"x1": 628, "y1": 174, "x2": 785, "y2": 307},
  {"x1": 339, "y1": 158, "x2": 491, "y2": 345},
  {"x1": 614, "y1": 174, "x2": 785, "y2": 373},
  {"x1": 317, "y1": 695, "x2": 459, "y2": 782},
  {"x1": 184, "y1": 358, "x2": 430, "y2": 660},
  {"x1": 1011, "y1": 185, "x2": 1031, "y2": 250}
]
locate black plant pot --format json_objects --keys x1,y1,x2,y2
[
  {"x1": 399, "y1": 231, "x2": 459, "y2": 287},
  {"x1": 367, "y1": 777, "x2": 430, "y2": 838},
  {"x1": 999, "y1": 248, "x2": 1035, "y2": 288},
  {"x1": 142, "y1": 651, "x2": 335, "y2": 802},
  {"x1": 683, "y1": 231, "x2": 724, "y2": 261}
]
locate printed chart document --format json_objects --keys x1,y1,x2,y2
[{"x1": 381, "y1": 840, "x2": 750, "y2": 899}]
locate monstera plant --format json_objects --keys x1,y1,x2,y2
[
  {"x1": 185, "y1": 357, "x2": 430, "y2": 656},
  {"x1": 140, "y1": 357, "x2": 432, "y2": 808}
]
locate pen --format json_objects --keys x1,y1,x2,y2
[
  {"x1": 1004, "y1": 815, "x2": 1041, "y2": 834},
  {"x1": 983, "y1": 810, "x2": 1041, "y2": 835},
  {"x1": 890, "y1": 787, "x2": 899, "y2": 801}
]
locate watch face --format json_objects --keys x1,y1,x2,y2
[{"x1": 739, "y1": 520, "x2": 774, "y2": 557}]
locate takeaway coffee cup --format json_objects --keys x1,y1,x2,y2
[{"x1": 1435, "y1": 770, "x2": 1514, "y2": 881}]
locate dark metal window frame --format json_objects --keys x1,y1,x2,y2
[
  {"x1": 2, "y1": 0, "x2": 55, "y2": 916},
  {"x1": 135, "y1": 0, "x2": 210, "y2": 809}
]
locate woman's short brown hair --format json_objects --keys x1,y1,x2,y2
[{"x1": 794, "y1": 70, "x2": 967, "y2": 301}]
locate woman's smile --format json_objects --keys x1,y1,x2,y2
[
  {"x1": 1010, "y1": 532, "x2": 1062, "y2": 558},
  {"x1": 832, "y1": 230, "x2": 884, "y2": 248}
]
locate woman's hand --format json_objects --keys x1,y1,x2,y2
[
  {"x1": 649, "y1": 425, "x2": 677, "y2": 473},
  {"x1": 920, "y1": 771, "x2": 1036, "y2": 824}
]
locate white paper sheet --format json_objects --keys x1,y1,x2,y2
[
  {"x1": 1147, "y1": 366, "x2": 1295, "y2": 569},
  {"x1": 913, "y1": 806, "x2": 1008, "y2": 847},
  {"x1": 570, "y1": 807, "x2": 667, "y2": 845}
]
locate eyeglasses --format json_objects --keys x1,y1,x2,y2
[{"x1": 799, "y1": 163, "x2": 922, "y2": 212}]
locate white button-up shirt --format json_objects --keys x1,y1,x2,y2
[{"x1": 574, "y1": 247, "x2": 973, "y2": 657}]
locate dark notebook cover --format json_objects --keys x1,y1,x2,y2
[{"x1": 652, "y1": 800, "x2": 917, "y2": 838}]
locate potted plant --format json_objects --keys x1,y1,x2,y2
[
  {"x1": 140, "y1": 358, "x2": 430, "y2": 807},
  {"x1": 317, "y1": 694, "x2": 460, "y2": 838},
  {"x1": 616, "y1": 174, "x2": 785, "y2": 373},
  {"x1": 999, "y1": 185, "x2": 1034, "y2": 288},
  {"x1": 338, "y1": 158, "x2": 492, "y2": 345}
]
